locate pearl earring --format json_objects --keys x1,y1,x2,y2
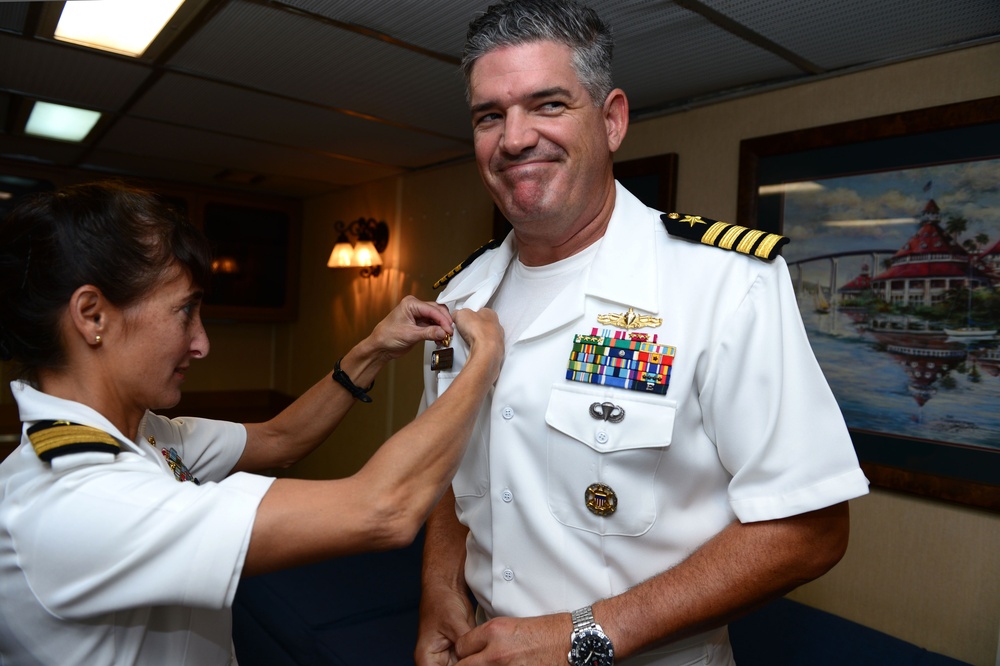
[{"x1": 95, "y1": 335, "x2": 102, "y2": 344}]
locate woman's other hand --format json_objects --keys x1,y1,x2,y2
[{"x1": 452, "y1": 308, "x2": 504, "y2": 383}]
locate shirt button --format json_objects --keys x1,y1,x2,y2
[
  {"x1": 501, "y1": 406, "x2": 515, "y2": 420},
  {"x1": 501, "y1": 489, "x2": 513, "y2": 503},
  {"x1": 502, "y1": 568, "x2": 515, "y2": 581},
  {"x1": 595, "y1": 430, "x2": 609, "y2": 444}
]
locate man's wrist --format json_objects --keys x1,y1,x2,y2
[{"x1": 568, "y1": 605, "x2": 614, "y2": 665}]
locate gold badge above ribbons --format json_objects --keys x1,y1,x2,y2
[
  {"x1": 596, "y1": 307, "x2": 662, "y2": 330},
  {"x1": 585, "y1": 482, "x2": 618, "y2": 516}
]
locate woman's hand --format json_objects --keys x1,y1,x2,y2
[
  {"x1": 367, "y1": 295, "x2": 454, "y2": 362},
  {"x1": 452, "y1": 308, "x2": 504, "y2": 383}
]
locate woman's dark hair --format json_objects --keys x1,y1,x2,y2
[{"x1": 0, "y1": 181, "x2": 212, "y2": 378}]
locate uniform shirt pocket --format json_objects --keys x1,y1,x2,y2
[{"x1": 545, "y1": 384, "x2": 675, "y2": 536}]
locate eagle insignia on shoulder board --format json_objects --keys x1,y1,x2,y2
[{"x1": 661, "y1": 212, "x2": 789, "y2": 261}]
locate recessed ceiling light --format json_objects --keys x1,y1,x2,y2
[
  {"x1": 25, "y1": 101, "x2": 102, "y2": 142},
  {"x1": 54, "y1": 0, "x2": 186, "y2": 57},
  {"x1": 758, "y1": 182, "x2": 826, "y2": 196}
]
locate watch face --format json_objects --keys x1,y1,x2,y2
[{"x1": 570, "y1": 629, "x2": 614, "y2": 666}]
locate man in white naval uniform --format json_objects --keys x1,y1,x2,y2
[{"x1": 416, "y1": 1, "x2": 869, "y2": 665}]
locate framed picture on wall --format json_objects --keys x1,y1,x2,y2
[
  {"x1": 737, "y1": 96, "x2": 1000, "y2": 511},
  {"x1": 195, "y1": 195, "x2": 302, "y2": 323}
]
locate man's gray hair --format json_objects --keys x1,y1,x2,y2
[{"x1": 462, "y1": 0, "x2": 614, "y2": 106}]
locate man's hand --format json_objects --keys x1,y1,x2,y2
[
  {"x1": 452, "y1": 613, "x2": 571, "y2": 666},
  {"x1": 415, "y1": 585, "x2": 476, "y2": 666}
]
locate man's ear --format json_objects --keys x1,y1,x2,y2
[
  {"x1": 603, "y1": 88, "x2": 629, "y2": 153},
  {"x1": 67, "y1": 284, "x2": 107, "y2": 345}
]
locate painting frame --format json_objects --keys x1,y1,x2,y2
[
  {"x1": 737, "y1": 96, "x2": 1000, "y2": 512},
  {"x1": 197, "y1": 195, "x2": 302, "y2": 323},
  {"x1": 613, "y1": 152, "x2": 679, "y2": 213}
]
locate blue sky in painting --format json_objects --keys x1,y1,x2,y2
[{"x1": 777, "y1": 157, "x2": 1000, "y2": 286}]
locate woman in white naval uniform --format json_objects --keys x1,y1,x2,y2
[{"x1": 0, "y1": 181, "x2": 504, "y2": 665}]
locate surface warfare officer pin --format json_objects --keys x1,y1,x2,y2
[{"x1": 431, "y1": 333, "x2": 453, "y2": 371}]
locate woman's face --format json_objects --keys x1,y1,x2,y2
[{"x1": 110, "y1": 263, "x2": 210, "y2": 414}]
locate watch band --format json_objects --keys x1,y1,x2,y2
[
  {"x1": 569, "y1": 605, "x2": 614, "y2": 666},
  {"x1": 572, "y1": 606, "x2": 597, "y2": 632}
]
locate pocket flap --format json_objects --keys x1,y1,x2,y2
[{"x1": 545, "y1": 384, "x2": 674, "y2": 453}]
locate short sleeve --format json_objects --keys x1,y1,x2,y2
[
  {"x1": 701, "y1": 260, "x2": 869, "y2": 522},
  {"x1": 13, "y1": 465, "x2": 274, "y2": 619}
]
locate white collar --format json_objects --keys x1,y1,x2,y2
[
  {"x1": 10, "y1": 380, "x2": 147, "y2": 456},
  {"x1": 437, "y1": 181, "x2": 662, "y2": 315}
]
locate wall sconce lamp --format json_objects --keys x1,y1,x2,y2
[
  {"x1": 211, "y1": 256, "x2": 241, "y2": 274},
  {"x1": 327, "y1": 217, "x2": 389, "y2": 278}
]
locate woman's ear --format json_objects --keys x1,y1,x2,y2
[{"x1": 67, "y1": 284, "x2": 107, "y2": 347}]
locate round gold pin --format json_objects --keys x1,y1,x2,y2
[{"x1": 585, "y1": 482, "x2": 618, "y2": 516}]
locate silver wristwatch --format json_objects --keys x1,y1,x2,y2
[{"x1": 568, "y1": 605, "x2": 614, "y2": 666}]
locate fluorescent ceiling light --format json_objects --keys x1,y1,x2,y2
[
  {"x1": 55, "y1": 0, "x2": 186, "y2": 57},
  {"x1": 824, "y1": 218, "x2": 917, "y2": 228},
  {"x1": 758, "y1": 182, "x2": 825, "y2": 196},
  {"x1": 25, "y1": 101, "x2": 101, "y2": 142}
]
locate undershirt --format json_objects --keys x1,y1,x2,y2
[{"x1": 488, "y1": 241, "x2": 600, "y2": 347}]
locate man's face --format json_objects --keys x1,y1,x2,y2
[{"x1": 469, "y1": 40, "x2": 622, "y2": 249}]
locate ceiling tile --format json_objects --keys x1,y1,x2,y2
[
  {"x1": 0, "y1": 133, "x2": 89, "y2": 168},
  {"x1": 82, "y1": 150, "x2": 340, "y2": 198},
  {"x1": 0, "y1": 33, "x2": 152, "y2": 110},
  {"x1": 98, "y1": 117, "x2": 404, "y2": 186},
  {"x1": 278, "y1": 0, "x2": 495, "y2": 56},
  {"x1": 0, "y1": 2, "x2": 28, "y2": 33},
  {"x1": 703, "y1": 0, "x2": 1000, "y2": 70},
  {"x1": 167, "y1": 0, "x2": 469, "y2": 138},
  {"x1": 606, "y1": 2, "x2": 804, "y2": 112},
  {"x1": 132, "y1": 73, "x2": 472, "y2": 168}
]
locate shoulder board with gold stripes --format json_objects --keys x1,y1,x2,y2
[
  {"x1": 661, "y1": 212, "x2": 789, "y2": 261},
  {"x1": 432, "y1": 239, "x2": 501, "y2": 290},
  {"x1": 27, "y1": 420, "x2": 120, "y2": 462}
]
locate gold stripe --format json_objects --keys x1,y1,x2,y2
[
  {"x1": 28, "y1": 425, "x2": 119, "y2": 456},
  {"x1": 718, "y1": 224, "x2": 747, "y2": 250},
  {"x1": 736, "y1": 229, "x2": 766, "y2": 254},
  {"x1": 755, "y1": 233, "x2": 782, "y2": 259},
  {"x1": 432, "y1": 264, "x2": 462, "y2": 289},
  {"x1": 701, "y1": 222, "x2": 730, "y2": 246}
]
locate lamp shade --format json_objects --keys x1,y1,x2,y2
[
  {"x1": 328, "y1": 237, "x2": 355, "y2": 267},
  {"x1": 352, "y1": 239, "x2": 382, "y2": 267}
]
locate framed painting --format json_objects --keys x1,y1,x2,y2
[{"x1": 737, "y1": 97, "x2": 1000, "y2": 511}]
